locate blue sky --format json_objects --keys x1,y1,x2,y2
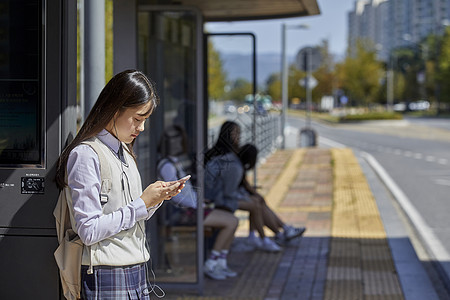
[{"x1": 205, "y1": 0, "x2": 356, "y2": 59}]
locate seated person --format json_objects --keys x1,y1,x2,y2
[
  {"x1": 238, "y1": 144, "x2": 306, "y2": 246},
  {"x1": 158, "y1": 124, "x2": 238, "y2": 280},
  {"x1": 204, "y1": 121, "x2": 281, "y2": 252}
]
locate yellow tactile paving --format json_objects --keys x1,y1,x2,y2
[
  {"x1": 325, "y1": 148, "x2": 403, "y2": 300},
  {"x1": 331, "y1": 148, "x2": 387, "y2": 240},
  {"x1": 263, "y1": 148, "x2": 306, "y2": 209},
  {"x1": 276, "y1": 205, "x2": 332, "y2": 213}
]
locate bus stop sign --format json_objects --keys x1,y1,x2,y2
[{"x1": 296, "y1": 46, "x2": 322, "y2": 72}]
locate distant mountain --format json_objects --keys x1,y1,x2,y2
[{"x1": 220, "y1": 52, "x2": 295, "y2": 87}]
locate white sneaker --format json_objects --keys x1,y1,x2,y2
[
  {"x1": 219, "y1": 266, "x2": 238, "y2": 277},
  {"x1": 260, "y1": 238, "x2": 282, "y2": 252},
  {"x1": 284, "y1": 226, "x2": 306, "y2": 241},
  {"x1": 217, "y1": 258, "x2": 238, "y2": 278},
  {"x1": 246, "y1": 236, "x2": 263, "y2": 249},
  {"x1": 204, "y1": 262, "x2": 226, "y2": 280}
]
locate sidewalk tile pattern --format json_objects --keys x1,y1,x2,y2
[
  {"x1": 164, "y1": 148, "x2": 405, "y2": 300},
  {"x1": 325, "y1": 148, "x2": 404, "y2": 300}
]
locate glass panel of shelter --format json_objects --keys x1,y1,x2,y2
[
  {"x1": 137, "y1": 8, "x2": 199, "y2": 283},
  {"x1": 206, "y1": 34, "x2": 255, "y2": 149}
]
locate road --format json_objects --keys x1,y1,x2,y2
[{"x1": 286, "y1": 114, "x2": 450, "y2": 285}]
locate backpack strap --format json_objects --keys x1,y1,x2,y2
[
  {"x1": 79, "y1": 137, "x2": 113, "y2": 273},
  {"x1": 157, "y1": 157, "x2": 181, "y2": 180},
  {"x1": 81, "y1": 138, "x2": 113, "y2": 204}
]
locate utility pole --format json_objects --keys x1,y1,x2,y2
[
  {"x1": 280, "y1": 23, "x2": 308, "y2": 149},
  {"x1": 84, "y1": 0, "x2": 105, "y2": 117}
]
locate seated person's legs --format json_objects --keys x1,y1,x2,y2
[
  {"x1": 252, "y1": 192, "x2": 306, "y2": 245},
  {"x1": 203, "y1": 209, "x2": 238, "y2": 280},
  {"x1": 237, "y1": 144, "x2": 306, "y2": 246},
  {"x1": 204, "y1": 209, "x2": 238, "y2": 251},
  {"x1": 238, "y1": 196, "x2": 281, "y2": 252}
]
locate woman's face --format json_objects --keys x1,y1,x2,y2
[{"x1": 107, "y1": 102, "x2": 152, "y2": 143}]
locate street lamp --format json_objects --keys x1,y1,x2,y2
[{"x1": 281, "y1": 23, "x2": 309, "y2": 149}]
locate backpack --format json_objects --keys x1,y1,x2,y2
[{"x1": 53, "y1": 139, "x2": 112, "y2": 300}]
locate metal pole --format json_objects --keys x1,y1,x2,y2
[
  {"x1": 280, "y1": 23, "x2": 287, "y2": 149},
  {"x1": 84, "y1": 0, "x2": 105, "y2": 117},
  {"x1": 251, "y1": 34, "x2": 257, "y2": 189},
  {"x1": 78, "y1": 0, "x2": 85, "y2": 123},
  {"x1": 306, "y1": 47, "x2": 312, "y2": 128},
  {"x1": 387, "y1": 55, "x2": 394, "y2": 112}
]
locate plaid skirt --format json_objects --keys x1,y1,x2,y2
[{"x1": 81, "y1": 263, "x2": 151, "y2": 300}]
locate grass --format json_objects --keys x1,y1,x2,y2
[
  {"x1": 288, "y1": 109, "x2": 403, "y2": 123},
  {"x1": 338, "y1": 111, "x2": 403, "y2": 122}
]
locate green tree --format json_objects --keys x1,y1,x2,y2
[
  {"x1": 394, "y1": 71, "x2": 406, "y2": 101},
  {"x1": 265, "y1": 73, "x2": 281, "y2": 101},
  {"x1": 437, "y1": 27, "x2": 450, "y2": 110},
  {"x1": 288, "y1": 65, "x2": 306, "y2": 104},
  {"x1": 265, "y1": 39, "x2": 335, "y2": 108},
  {"x1": 207, "y1": 40, "x2": 227, "y2": 101},
  {"x1": 226, "y1": 78, "x2": 252, "y2": 102},
  {"x1": 336, "y1": 40, "x2": 384, "y2": 106},
  {"x1": 312, "y1": 40, "x2": 335, "y2": 103}
]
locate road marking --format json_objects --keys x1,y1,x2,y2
[
  {"x1": 413, "y1": 153, "x2": 423, "y2": 159},
  {"x1": 426, "y1": 156, "x2": 436, "y2": 162},
  {"x1": 362, "y1": 152, "x2": 450, "y2": 266},
  {"x1": 438, "y1": 158, "x2": 448, "y2": 165},
  {"x1": 319, "y1": 136, "x2": 346, "y2": 148},
  {"x1": 394, "y1": 149, "x2": 402, "y2": 155},
  {"x1": 433, "y1": 178, "x2": 450, "y2": 186}
]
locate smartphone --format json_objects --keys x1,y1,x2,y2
[{"x1": 178, "y1": 175, "x2": 191, "y2": 182}]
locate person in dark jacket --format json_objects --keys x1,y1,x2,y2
[{"x1": 238, "y1": 144, "x2": 306, "y2": 247}]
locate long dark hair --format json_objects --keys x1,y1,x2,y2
[
  {"x1": 238, "y1": 143, "x2": 258, "y2": 171},
  {"x1": 204, "y1": 121, "x2": 240, "y2": 164},
  {"x1": 55, "y1": 69, "x2": 159, "y2": 189},
  {"x1": 157, "y1": 124, "x2": 188, "y2": 157}
]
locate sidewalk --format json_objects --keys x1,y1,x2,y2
[{"x1": 164, "y1": 147, "x2": 435, "y2": 299}]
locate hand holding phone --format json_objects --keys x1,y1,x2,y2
[
  {"x1": 177, "y1": 175, "x2": 191, "y2": 183},
  {"x1": 141, "y1": 175, "x2": 191, "y2": 208}
]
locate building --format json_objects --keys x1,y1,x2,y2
[
  {"x1": 348, "y1": 0, "x2": 389, "y2": 60},
  {"x1": 348, "y1": 0, "x2": 450, "y2": 62}
]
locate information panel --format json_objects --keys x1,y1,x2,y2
[{"x1": 0, "y1": 0, "x2": 43, "y2": 167}]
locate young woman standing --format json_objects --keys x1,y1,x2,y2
[{"x1": 55, "y1": 70, "x2": 188, "y2": 299}]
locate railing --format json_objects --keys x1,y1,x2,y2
[{"x1": 207, "y1": 112, "x2": 280, "y2": 160}]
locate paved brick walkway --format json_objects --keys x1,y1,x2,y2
[{"x1": 164, "y1": 148, "x2": 406, "y2": 300}]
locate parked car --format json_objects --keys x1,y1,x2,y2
[
  {"x1": 245, "y1": 94, "x2": 273, "y2": 111},
  {"x1": 408, "y1": 100, "x2": 430, "y2": 111},
  {"x1": 393, "y1": 102, "x2": 407, "y2": 112},
  {"x1": 223, "y1": 101, "x2": 237, "y2": 114}
]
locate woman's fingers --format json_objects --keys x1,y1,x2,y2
[{"x1": 161, "y1": 183, "x2": 185, "y2": 199}]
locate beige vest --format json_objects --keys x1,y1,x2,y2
[{"x1": 77, "y1": 137, "x2": 150, "y2": 266}]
